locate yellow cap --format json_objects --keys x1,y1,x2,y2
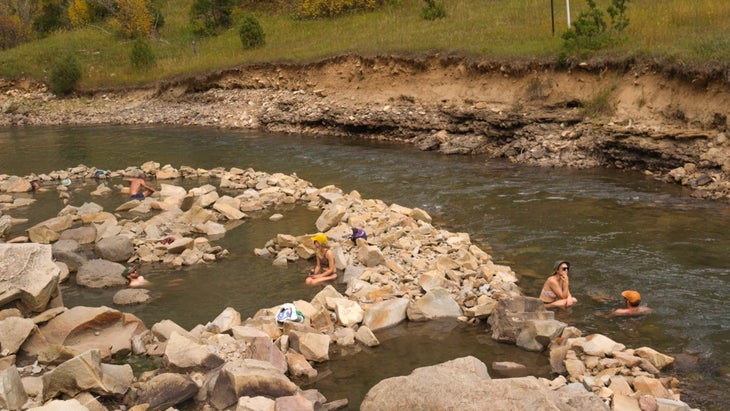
[
  {"x1": 621, "y1": 290, "x2": 641, "y2": 304},
  {"x1": 311, "y1": 233, "x2": 328, "y2": 245}
]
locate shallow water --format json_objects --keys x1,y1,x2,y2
[{"x1": 1, "y1": 125, "x2": 728, "y2": 410}]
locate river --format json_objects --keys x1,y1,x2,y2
[{"x1": 1, "y1": 125, "x2": 728, "y2": 410}]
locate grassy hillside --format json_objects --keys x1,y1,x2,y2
[{"x1": 0, "y1": 0, "x2": 728, "y2": 90}]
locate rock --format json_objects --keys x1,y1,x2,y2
[
  {"x1": 132, "y1": 372, "x2": 198, "y2": 410},
  {"x1": 59, "y1": 226, "x2": 97, "y2": 244},
  {"x1": 213, "y1": 196, "x2": 246, "y2": 220},
  {"x1": 487, "y1": 295, "x2": 554, "y2": 344},
  {"x1": 285, "y1": 350, "x2": 318, "y2": 379},
  {"x1": 635, "y1": 346, "x2": 675, "y2": 370},
  {"x1": 76, "y1": 259, "x2": 127, "y2": 288},
  {"x1": 406, "y1": 288, "x2": 462, "y2": 321},
  {"x1": 27, "y1": 399, "x2": 89, "y2": 410},
  {"x1": 362, "y1": 356, "x2": 609, "y2": 410},
  {"x1": 113, "y1": 288, "x2": 151, "y2": 305},
  {"x1": 207, "y1": 306, "x2": 241, "y2": 333},
  {"x1": 22, "y1": 306, "x2": 147, "y2": 360},
  {"x1": 332, "y1": 298, "x2": 364, "y2": 327},
  {"x1": 574, "y1": 334, "x2": 625, "y2": 357},
  {"x1": 0, "y1": 243, "x2": 60, "y2": 313},
  {"x1": 94, "y1": 235, "x2": 134, "y2": 262},
  {"x1": 315, "y1": 204, "x2": 346, "y2": 232},
  {"x1": 354, "y1": 326, "x2": 380, "y2": 347},
  {"x1": 164, "y1": 332, "x2": 224, "y2": 371},
  {"x1": 42, "y1": 349, "x2": 133, "y2": 401},
  {"x1": 0, "y1": 366, "x2": 27, "y2": 410},
  {"x1": 362, "y1": 298, "x2": 409, "y2": 332},
  {"x1": 209, "y1": 359, "x2": 298, "y2": 410},
  {"x1": 356, "y1": 244, "x2": 385, "y2": 267},
  {"x1": 0, "y1": 316, "x2": 36, "y2": 354},
  {"x1": 51, "y1": 239, "x2": 88, "y2": 272},
  {"x1": 236, "y1": 395, "x2": 276, "y2": 411},
  {"x1": 151, "y1": 319, "x2": 192, "y2": 341},
  {"x1": 515, "y1": 319, "x2": 566, "y2": 352},
  {"x1": 288, "y1": 331, "x2": 330, "y2": 362}
]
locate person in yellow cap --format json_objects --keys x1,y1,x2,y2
[
  {"x1": 609, "y1": 290, "x2": 652, "y2": 317},
  {"x1": 306, "y1": 233, "x2": 337, "y2": 285}
]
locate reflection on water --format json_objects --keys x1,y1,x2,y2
[{"x1": 1, "y1": 125, "x2": 729, "y2": 410}]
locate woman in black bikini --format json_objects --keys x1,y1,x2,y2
[
  {"x1": 306, "y1": 233, "x2": 337, "y2": 285},
  {"x1": 540, "y1": 260, "x2": 577, "y2": 308}
]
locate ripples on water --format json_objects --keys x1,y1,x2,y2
[{"x1": 1, "y1": 125, "x2": 728, "y2": 410}]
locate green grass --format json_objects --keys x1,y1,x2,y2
[{"x1": 1, "y1": 0, "x2": 728, "y2": 90}]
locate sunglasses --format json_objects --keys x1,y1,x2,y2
[{"x1": 560, "y1": 267, "x2": 569, "y2": 271}]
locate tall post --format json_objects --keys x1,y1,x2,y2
[
  {"x1": 566, "y1": 0, "x2": 571, "y2": 27},
  {"x1": 551, "y1": 0, "x2": 555, "y2": 35}
]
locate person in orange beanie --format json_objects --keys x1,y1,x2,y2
[{"x1": 609, "y1": 290, "x2": 652, "y2": 317}]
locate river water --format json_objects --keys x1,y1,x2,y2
[{"x1": 1, "y1": 125, "x2": 728, "y2": 410}]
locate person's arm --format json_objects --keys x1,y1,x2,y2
[{"x1": 141, "y1": 181, "x2": 156, "y2": 192}]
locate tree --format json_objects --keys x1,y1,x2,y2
[
  {"x1": 110, "y1": 0, "x2": 155, "y2": 38},
  {"x1": 190, "y1": 0, "x2": 235, "y2": 36}
]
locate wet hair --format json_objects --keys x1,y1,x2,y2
[{"x1": 627, "y1": 298, "x2": 641, "y2": 307}]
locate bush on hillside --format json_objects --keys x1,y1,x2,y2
[
  {"x1": 190, "y1": 0, "x2": 235, "y2": 36},
  {"x1": 299, "y1": 0, "x2": 384, "y2": 19},
  {"x1": 0, "y1": 14, "x2": 31, "y2": 50},
  {"x1": 33, "y1": 0, "x2": 68, "y2": 36},
  {"x1": 49, "y1": 54, "x2": 82, "y2": 96},
  {"x1": 562, "y1": 0, "x2": 631, "y2": 56},
  {"x1": 130, "y1": 38, "x2": 156, "y2": 70},
  {"x1": 110, "y1": 0, "x2": 157, "y2": 38},
  {"x1": 238, "y1": 15, "x2": 265, "y2": 50},
  {"x1": 421, "y1": 0, "x2": 446, "y2": 21}
]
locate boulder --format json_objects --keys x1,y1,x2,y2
[
  {"x1": 0, "y1": 243, "x2": 60, "y2": 313},
  {"x1": 131, "y1": 372, "x2": 198, "y2": 410},
  {"x1": 59, "y1": 226, "x2": 96, "y2": 244},
  {"x1": 209, "y1": 359, "x2": 299, "y2": 410},
  {"x1": 406, "y1": 288, "x2": 462, "y2": 321},
  {"x1": 163, "y1": 332, "x2": 224, "y2": 371},
  {"x1": 42, "y1": 349, "x2": 133, "y2": 401},
  {"x1": 288, "y1": 331, "x2": 330, "y2": 362},
  {"x1": 29, "y1": 399, "x2": 89, "y2": 411},
  {"x1": 0, "y1": 366, "x2": 27, "y2": 410},
  {"x1": 362, "y1": 298, "x2": 409, "y2": 332},
  {"x1": 75, "y1": 259, "x2": 127, "y2": 288},
  {"x1": 94, "y1": 235, "x2": 134, "y2": 262},
  {"x1": 51, "y1": 239, "x2": 88, "y2": 272},
  {"x1": 487, "y1": 295, "x2": 554, "y2": 344},
  {"x1": 112, "y1": 289, "x2": 151, "y2": 305},
  {"x1": 21, "y1": 306, "x2": 147, "y2": 360},
  {"x1": 361, "y1": 356, "x2": 607, "y2": 411},
  {"x1": 315, "y1": 204, "x2": 346, "y2": 232},
  {"x1": 0, "y1": 316, "x2": 36, "y2": 354}
]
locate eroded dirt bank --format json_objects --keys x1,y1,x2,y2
[{"x1": 1, "y1": 54, "x2": 729, "y2": 202}]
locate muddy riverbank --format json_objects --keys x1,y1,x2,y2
[{"x1": 1, "y1": 54, "x2": 729, "y2": 202}]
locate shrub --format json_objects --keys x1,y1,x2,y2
[
  {"x1": 111, "y1": 0, "x2": 156, "y2": 38},
  {"x1": 0, "y1": 14, "x2": 27, "y2": 50},
  {"x1": 299, "y1": 0, "x2": 383, "y2": 19},
  {"x1": 190, "y1": 0, "x2": 235, "y2": 36},
  {"x1": 421, "y1": 0, "x2": 446, "y2": 21},
  {"x1": 562, "y1": 0, "x2": 631, "y2": 56},
  {"x1": 68, "y1": 0, "x2": 92, "y2": 28},
  {"x1": 238, "y1": 15, "x2": 265, "y2": 50},
  {"x1": 130, "y1": 38, "x2": 156, "y2": 70},
  {"x1": 49, "y1": 54, "x2": 82, "y2": 96},
  {"x1": 33, "y1": 0, "x2": 68, "y2": 36}
]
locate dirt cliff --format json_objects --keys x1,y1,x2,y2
[{"x1": 1, "y1": 54, "x2": 729, "y2": 201}]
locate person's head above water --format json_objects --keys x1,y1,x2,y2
[
  {"x1": 621, "y1": 290, "x2": 641, "y2": 307},
  {"x1": 552, "y1": 260, "x2": 570, "y2": 274},
  {"x1": 311, "y1": 233, "x2": 328, "y2": 247}
]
